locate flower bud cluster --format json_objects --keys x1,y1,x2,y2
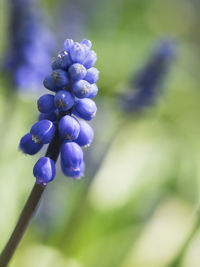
[{"x1": 19, "y1": 39, "x2": 99, "y2": 185}]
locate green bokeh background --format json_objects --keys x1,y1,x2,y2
[{"x1": 0, "y1": 0, "x2": 200, "y2": 266}]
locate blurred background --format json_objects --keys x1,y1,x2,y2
[{"x1": 0, "y1": 0, "x2": 200, "y2": 266}]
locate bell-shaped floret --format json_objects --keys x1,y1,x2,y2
[
  {"x1": 61, "y1": 142, "x2": 83, "y2": 170},
  {"x1": 73, "y1": 98, "x2": 97, "y2": 121},
  {"x1": 30, "y1": 119, "x2": 55, "y2": 144},
  {"x1": 61, "y1": 159, "x2": 85, "y2": 179},
  {"x1": 59, "y1": 115, "x2": 80, "y2": 140},
  {"x1": 75, "y1": 121, "x2": 94, "y2": 147},
  {"x1": 72, "y1": 80, "x2": 91, "y2": 98},
  {"x1": 37, "y1": 94, "x2": 55, "y2": 114},
  {"x1": 54, "y1": 90, "x2": 74, "y2": 111},
  {"x1": 19, "y1": 133, "x2": 43, "y2": 155},
  {"x1": 84, "y1": 67, "x2": 99, "y2": 84},
  {"x1": 68, "y1": 63, "x2": 87, "y2": 81},
  {"x1": 33, "y1": 157, "x2": 56, "y2": 185}
]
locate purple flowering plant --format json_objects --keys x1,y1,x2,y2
[
  {"x1": 21, "y1": 38, "x2": 98, "y2": 182},
  {"x1": 0, "y1": 38, "x2": 99, "y2": 266},
  {"x1": 3, "y1": 0, "x2": 55, "y2": 93},
  {"x1": 121, "y1": 40, "x2": 175, "y2": 113}
]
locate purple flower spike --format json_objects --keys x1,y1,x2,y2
[
  {"x1": 19, "y1": 38, "x2": 99, "y2": 181},
  {"x1": 3, "y1": 0, "x2": 55, "y2": 93},
  {"x1": 121, "y1": 39, "x2": 175, "y2": 113}
]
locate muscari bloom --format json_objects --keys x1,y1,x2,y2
[
  {"x1": 19, "y1": 39, "x2": 98, "y2": 184},
  {"x1": 3, "y1": 0, "x2": 55, "y2": 93},
  {"x1": 121, "y1": 40, "x2": 175, "y2": 113}
]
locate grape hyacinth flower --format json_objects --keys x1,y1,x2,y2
[
  {"x1": 0, "y1": 38, "x2": 98, "y2": 266},
  {"x1": 19, "y1": 38, "x2": 98, "y2": 183},
  {"x1": 3, "y1": 0, "x2": 55, "y2": 93},
  {"x1": 121, "y1": 40, "x2": 175, "y2": 113}
]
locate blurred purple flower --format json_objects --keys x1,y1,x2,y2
[
  {"x1": 4, "y1": 0, "x2": 56, "y2": 93},
  {"x1": 121, "y1": 39, "x2": 176, "y2": 113}
]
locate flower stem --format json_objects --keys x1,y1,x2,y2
[
  {"x1": 0, "y1": 183, "x2": 45, "y2": 267},
  {"x1": 0, "y1": 127, "x2": 62, "y2": 267}
]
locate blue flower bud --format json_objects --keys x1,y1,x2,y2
[
  {"x1": 61, "y1": 142, "x2": 83, "y2": 170},
  {"x1": 68, "y1": 63, "x2": 87, "y2": 81},
  {"x1": 72, "y1": 80, "x2": 91, "y2": 98},
  {"x1": 33, "y1": 157, "x2": 56, "y2": 185},
  {"x1": 88, "y1": 83, "x2": 98, "y2": 98},
  {"x1": 52, "y1": 51, "x2": 72, "y2": 70},
  {"x1": 39, "y1": 110, "x2": 58, "y2": 123},
  {"x1": 70, "y1": 42, "x2": 86, "y2": 63},
  {"x1": 51, "y1": 69, "x2": 69, "y2": 89},
  {"x1": 80, "y1": 39, "x2": 92, "y2": 50},
  {"x1": 54, "y1": 90, "x2": 74, "y2": 111},
  {"x1": 61, "y1": 159, "x2": 85, "y2": 179},
  {"x1": 83, "y1": 50, "x2": 97, "y2": 69},
  {"x1": 37, "y1": 94, "x2": 55, "y2": 114},
  {"x1": 59, "y1": 115, "x2": 80, "y2": 140},
  {"x1": 84, "y1": 67, "x2": 99, "y2": 84},
  {"x1": 19, "y1": 133, "x2": 43, "y2": 155},
  {"x1": 75, "y1": 121, "x2": 94, "y2": 147},
  {"x1": 30, "y1": 119, "x2": 56, "y2": 144},
  {"x1": 63, "y1": 39, "x2": 74, "y2": 52},
  {"x1": 73, "y1": 98, "x2": 97, "y2": 121},
  {"x1": 80, "y1": 40, "x2": 91, "y2": 55},
  {"x1": 43, "y1": 74, "x2": 58, "y2": 92}
]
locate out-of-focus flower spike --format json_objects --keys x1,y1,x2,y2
[
  {"x1": 121, "y1": 39, "x2": 176, "y2": 113},
  {"x1": 3, "y1": 0, "x2": 55, "y2": 93}
]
